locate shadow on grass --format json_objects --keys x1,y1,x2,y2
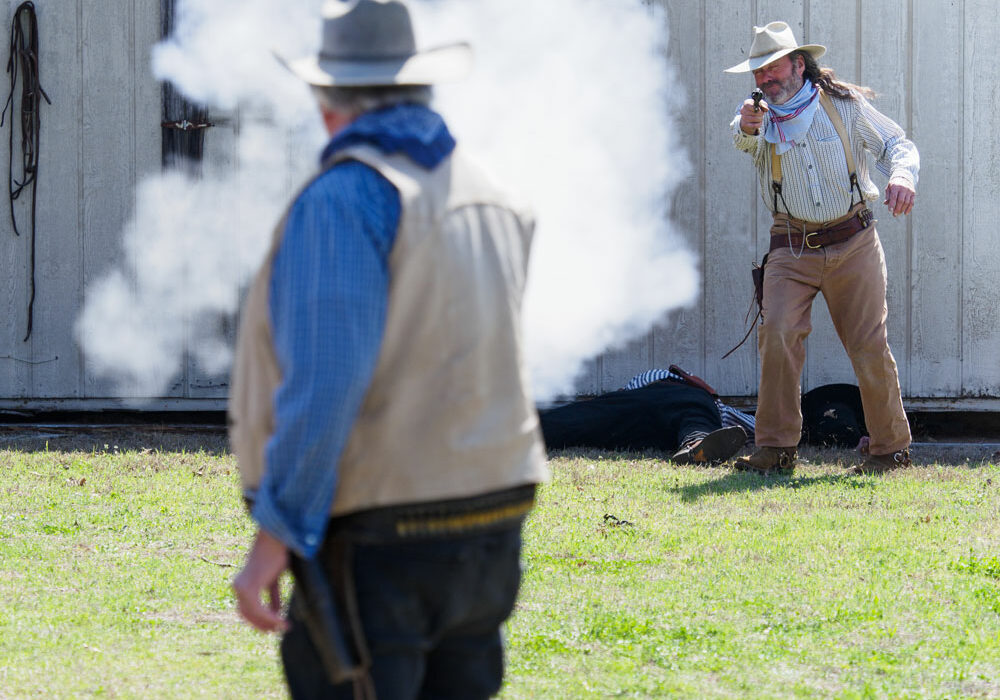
[
  {"x1": 672, "y1": 456, "x2": 998, "y2": 502},
  {"x1": 669, "y1": 470, "x2": 870, "y2": 502}
]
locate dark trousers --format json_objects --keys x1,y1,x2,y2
[
  {"x1": 281, "y1": 522, "x2": 524, "y2": 699},
  {"x1": 539, "y1": 382, "x2": 721, "y2": 451}
]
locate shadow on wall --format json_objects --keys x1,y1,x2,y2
[{"x1": 0, "y1": 424, "x2": 229, "y2": 456}]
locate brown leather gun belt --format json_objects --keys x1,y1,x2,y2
[{"x1": 769, "y1": 202, "x2": 875, "y2": 252}]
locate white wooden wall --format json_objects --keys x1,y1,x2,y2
[
  {"x1": 0, "y1": 0, "x2": 997, "y2": 409},
  {"x1": 577, "y1": 0, "x2": 1000, "y2": 409},
  {"x1": 0, "y1": 0, "x2": 163, "y2": 410}
]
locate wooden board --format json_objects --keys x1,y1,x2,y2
[
  {"x1": 651, "y1": 0, "x2": 708, "y2": 382},
  {"x1": 80, "y1": 0, "x2": 138, "y2": 398},
  {"x1": 860, "y1": 0, "x2": 911, "y2": 399},
  {"x1": 28, "y1": 1, "x2": 85, "y2": 398},
  {"x1": 700, "y1": 0, "x2": 763, "y2": 396},
  {"x1": 962, "y1": 0, "x2": 1000, "y2": 396},
  {"x1": 0, "y1": 2, "x2": 33, "y2": 397},
  {"x1": 910, "y1": 0, "x2": 962, "y2": 396},
  {"x1": 77, "y1": 0, "x2": 172, "y2": 399}
]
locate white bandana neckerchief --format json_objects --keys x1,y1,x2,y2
[{"x1": 763, "y1": 80, "x2": 820, "y2": 155}]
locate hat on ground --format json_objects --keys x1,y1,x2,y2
[
  {"x1": 724, "y1": 21, "x2": 826, "y2": 74},
  {"x1": 277, "y1": 0, "x2": 472, "y2": 87},
  {"x1": 801, "y1": 383, "x2": 867, "y2": 448}
]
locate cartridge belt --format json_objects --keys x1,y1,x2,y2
[
  {"x1": 769, "y1": 203, "x2": 875, "y2": 252},
  {"x1": 329, "y1": 484, "x2": 536, "y2": 542}
]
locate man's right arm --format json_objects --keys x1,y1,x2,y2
[
  {"x1": 251, "y1": 162, "x2": 401, "y2": 559},
  {"x1": 732, "y1": 98, "x2": 766, "y2": 158}
]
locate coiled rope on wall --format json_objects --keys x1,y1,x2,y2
[{"x1": 2, "y1": 1, "x2": 50, "y2": 342}]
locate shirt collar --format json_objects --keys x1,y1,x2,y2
[{"x1": 320, "y1": 102, "x2": 456, "y2": 170}]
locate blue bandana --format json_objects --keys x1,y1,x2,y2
[
  {"x1": 320, "y1": 102, "x2": 456, "y2": 169},
  {"x1": 762, "y1": 81, "x2": 819, "y2": 155}
]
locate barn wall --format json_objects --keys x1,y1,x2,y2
[
  {"x1": 0, "y1": 0, "x2": 234, "y2": 410},
  {"x1": 576, "y1": 0, "x2": 1000, "y2": 405},
  {"x1": 0, "y1": 0, "x2": 997, "y2": 410},
  {"x1": 1, "y1": 0, "x2": 163, "y2": 406}
]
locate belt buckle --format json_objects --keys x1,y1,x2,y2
[{"x1": 804, "y1": 231, "x2": 823, "y2": 249}]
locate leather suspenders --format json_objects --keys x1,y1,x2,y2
[
  {"x1": 725, "y1": 90, "x2": 874, "y2": 360},
  {"x1": 769, "y1": 89, "x2": 866, "y2": 215}
]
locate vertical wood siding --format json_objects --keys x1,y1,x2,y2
[
  {"x1": 961, "y1": 0, "x2": 1000, "y2": 397},
  {"x1": 0, "y1": 0, "x2": 997, "y2": 406},
  {"x1": 579, "y1": 0, "x2": 1000, "y2": 402},
  {"x1": 1, "y1": 0, "x2": 161, "y2": 403}
]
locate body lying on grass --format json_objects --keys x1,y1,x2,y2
[{"x1": 540, "y1": 368, "x2": 871, "y2": 468}]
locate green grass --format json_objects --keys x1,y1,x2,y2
[
  {"x1": 0, "y1": 439, "x2": 282, "y2": 698},
  {"x1": 507, "y1": 450, "x2": 1000, "y2": 698},
  {"x1": 1, "y1": 432, "x2": 999, "y2": 698}
]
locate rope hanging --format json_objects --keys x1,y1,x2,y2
[{"x1": 2, "y1": 1, "x2": 50, "y2": 342}]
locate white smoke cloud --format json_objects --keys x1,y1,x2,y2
[
  {"x1": 76, "y1": 0, "x2": 326, "y2": 398},
  {"x1": 152, "y1": 0, "x2": 320, "y2": 121},
  {"x1": 414, "y1": 0, "x2": 698, "y2": 397},
  {"x1": 77, "y1": 0, "x2": 698, "y2": 401}
]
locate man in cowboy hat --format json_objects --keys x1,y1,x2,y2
[
  {"x1": 228, "y1": 1, "x2": 548, "y2": 697},
  {"x1": 724, "y1": 21, "x2": 918, "y2": 476}
]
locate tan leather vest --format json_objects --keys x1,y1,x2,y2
[{"x1": 228, "y1": 144, "x2": 547, "y2": 516}]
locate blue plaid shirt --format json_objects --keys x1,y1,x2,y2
[{"x1": 251, "y1": 103, "x2": 456, "y2": 557}]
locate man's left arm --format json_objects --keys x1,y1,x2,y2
[{"x1": 855, "y1": 95, "x2": 920, "y2": 216}]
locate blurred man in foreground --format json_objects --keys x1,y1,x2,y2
[{"x1": 228, "y1": 2, "x2": 547, "y2": 697}]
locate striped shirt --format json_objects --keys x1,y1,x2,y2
[
  {"x1": 731, "y1": 90, "x2": 919, "y2": 224},
  {"x1": 624, "y1": 369, "x2": 756, "y2": 441}
]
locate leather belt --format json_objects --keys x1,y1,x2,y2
[
  {"x1": 770, "y1": 203, "x2": 875, "y2": 252},
  {"x1": 329, "y1": 484, "x2": 536, "y2": 542}
]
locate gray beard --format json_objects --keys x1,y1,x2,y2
[{"x1": 770, "y1": 77, "x2": 805, "y2": 105}]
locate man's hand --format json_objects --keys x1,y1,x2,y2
[
  {"x1": 884, "y1": 182, "x2": 915, "y2": 217},
  {"x1": 232, "y1": 529, "x2": 291, "y2": 633},
  {"x1": 739, "y1": 98, "x2": 769, "y2": 135}
]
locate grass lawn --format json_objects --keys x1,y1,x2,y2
[{"x1": 1, "y1": 429, "x2": 998, "y2": 698}]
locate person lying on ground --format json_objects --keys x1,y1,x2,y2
[
  {"x1": 541, "y1": 367, "x2": 872, "y2": 468},
  {"x1": 540, "y1": 365, "x2": 751, "y2": 465}
]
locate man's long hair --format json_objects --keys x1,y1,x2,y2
[{"x1": 795, "y1": 50, "x2": 875, "y2": 100}]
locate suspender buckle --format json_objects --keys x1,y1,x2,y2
[{"x1": 771, "y1": 181, "x2": 785, "y2": 214}]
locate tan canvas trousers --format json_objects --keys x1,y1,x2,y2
[{"x1": 756, "y1": 226, "x2": 911, "y2": 454}]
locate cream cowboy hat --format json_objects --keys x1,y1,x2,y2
[
  {"x1": 278, "y1": 0, "x2": 472, "y2": 87},
  {"x1": 724, "y1": 21, "x2": 826, "y2": 74}
]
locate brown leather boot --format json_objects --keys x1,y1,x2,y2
[
  {"x1": 671, "y1": 426, "x2": 747, "y2": 466},
  {"x1": 733, "y1": 446, "x2": 796, "y2": 475},
  {"x1": 847, "y1": 448, "x2": 911, "y2": 475}
]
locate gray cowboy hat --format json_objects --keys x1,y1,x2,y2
[
  {"x1": 278, "y1": 0, "x2": 472, "y2": 87},
  {"x1": 724, "y1": 21, "x2": 826, "y2": 74}
]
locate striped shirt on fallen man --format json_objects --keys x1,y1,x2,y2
[{"x1": 624, "y1": 369, "x2": 756, "y2": 442}]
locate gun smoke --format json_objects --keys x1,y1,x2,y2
[{"x1": 76, "y1": 0, "x2": 697, "y2": 401}]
